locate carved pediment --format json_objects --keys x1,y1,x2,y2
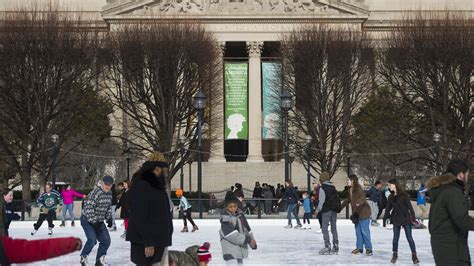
[{"x1": 102, "y1": 0, "x2": 369, "y2": 17}]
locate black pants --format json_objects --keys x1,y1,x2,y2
[
  {"x1": 303, "y1": 213, "x2": 311, "y2": 224},
  {"x1": 393, "y1": 225, "x2": 416, "y2": 253},
  {"x1": 34, "y1": 210, "x2": 55, "y2": 230},
  {"x1": 183, "y1": 208, "x2": 196, "y2": 227},
  {"x1": 317, "y1": 212, "x2": 322, "y2": 228}
]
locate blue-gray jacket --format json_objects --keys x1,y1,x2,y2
[{"x1": 219, "y1": 209, "x2": 255, "y2": 261}]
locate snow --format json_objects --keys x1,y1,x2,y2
[{"x1": 8, "y1": 219, "x2": 474, "y2": 265}]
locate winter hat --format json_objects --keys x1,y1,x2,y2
[
  {"x1": 319, "y1": 172, "x2": 331, "y2": 183},
  {"x1": 388, "y1": 178, "x2": 399, "y2": 185},
  {"x1": 197, "y1": 242, "x2": 211, "y2": 263},
  {"x1": 103, "y1": 175, "x2": 114, "y2": 185},
  {"x1": 176, "y1": 188, "x2": 183, "y2": 197},
  {"x1": 143, "y1": 151, "x2": 169, "y2": 169},
  {"x1": 224, "y1": 191, "x2": 240, "y2": 206}
]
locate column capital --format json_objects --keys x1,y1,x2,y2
[{"x1": 246, "y1": 41, "x2": 264, "y2": 57}]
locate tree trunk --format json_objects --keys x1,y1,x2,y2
[
  {"x1": 0, "y1": 196, "x2": 4, "y2": 236},
  {"x1": 21, "y1": 171, "x2": 32, "y2": 202}
]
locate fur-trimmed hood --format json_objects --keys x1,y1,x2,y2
[{"x1": 425, "y1": 173, "x2": 457, "y2": 190}]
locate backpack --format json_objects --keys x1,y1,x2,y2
[
  {"x1": 334, "y1": 194, "x2": 342, "y2": 213},
  {"x1": 321, "y1": 184, "x2": 342, "y2": 213}
]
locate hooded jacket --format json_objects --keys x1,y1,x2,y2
[
  {"x1": 426, "y1": 173, "x2": 474, "y2": 266},
  {"x1": 219, "y1": 208, "x2": 255, "y2": 261},
  {"x1": 342, "y1": 184, "x2": 371, "y2": 220}
]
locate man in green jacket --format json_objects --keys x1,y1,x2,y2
[{"x1": 426, "y1": 159, "x2": 474, "y2": 266}]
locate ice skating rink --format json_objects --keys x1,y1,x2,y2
[{"x1": 9, "y1": 219, "x2": 474, "y2": 265}]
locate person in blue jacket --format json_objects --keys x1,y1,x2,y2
[
  {"x1": 417, "y1": 183, "x2": 427, "y2": 222},
  {"x1": 278, "y1": 180, "x2": 302, "y2": 229},
  {"x1": 301, "y1": 191, "x2": 312, "y2": 229},
  {"x1": 366, "y1": 181, "x2": 383, "y2": 226}
]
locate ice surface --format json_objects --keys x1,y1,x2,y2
[{"x1": 8, "y1": 219, "x2": 474, "y2": 265}]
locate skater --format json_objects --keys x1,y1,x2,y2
[
  {"x1": 80, "y1": 175, "x2": 114, "y2": 266},
  {"x1": 416, "y1": 183, "x2": 427, "y2": 222},
  {"x1": 315, "y1": 172, "x2": 340, "y2": 255},
  {"x1": 169, "y1": 241, "x2": 212, "y2": 266},
  {"x1": 301, "y1": 191, "x2": 312, "y2": 229},
  {"x1": 116, "y1": 181, "x2": 130, "y2": 239},
  {"x1": 127, "y1": 152, "x2": 173, "y2": 266},
  {"x1": 219, "y1": 191, "x2": 257, "y2": 265},
  {"x1": 383, "y1": 178, "x2": 419, "y2": 265},
  {"x1": 312, "y1": 183, "x2": 323, "y2": 233},
  {"x1": 426, "y1": 159, "x2": 474, "y2": 266},
  {"x1": 366, "y1": 180, "x2": 383, "y2": 226},
  {"x1": 278, "y1": 180, "x2": 302, "y2": 229},
  {"x1": 342, "y1": 175, "x2": 373, "y2": 256},
  {"x1": 31, "y1": 183, "x2": 63, "y2": 236},
  {"x1": 263, "y1": 184, "x2": 273, "y2": 215},
  {"x1": 0, "y1": 235, "x2": 82, "y2": 265},
  {"x1": 60, "y1": 184, "x2": 85, "y2": 227},
  {"x1": 3, "y1": 190, "x2": 20, "y2": 236},
  {"x1": 107, "y1": 183, "x2": 118, "y2": 231},
  {"x1": 176, "y1": 188, "x2": 199, "y2": 233}
]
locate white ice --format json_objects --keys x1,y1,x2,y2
[{"x1": 8, "y1": 219, "x2": 474, "y2": 265}]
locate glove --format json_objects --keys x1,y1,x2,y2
[
  {"x1": 250, "y1": 239, "x2": 257, "y2": 250},
  {"x1": 41, "y1": 207, "x2": 49, "y2": 214},
  {"x1": 57, "y1": 205, "x2": 63, "y2": 213},
  {"x1": 75, "y1": 238, "x2": 83, "y2": 250},
  {"x1": 350, "y1": 213, "x2": 359, "y2": 225}
]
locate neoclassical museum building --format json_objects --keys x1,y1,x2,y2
[{"x1": 1, "y1": 0, "x2": 472, "y2": 191}]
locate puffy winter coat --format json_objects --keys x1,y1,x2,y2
[
  {"x1": 168, "y1": 245, "x2": 200, "y2": 265},
  {"x1": 82, "y1": 185, "x2": 112, "y2": 224},
  {"x1": 219, "y1": 209, "x2": 255, "y2": 261},
  {"x1": 427, "y1": 173, "x2": 474, "y2": 266},
  {"x1": 283, "y1": 187, "x2": 299, "y2": 204},
  {"x1": 342, "y1": 184, "x2": 371, "y2": 219},
  {"x1": 0, "y1": 236, "x2": 79, "y2": 266}
]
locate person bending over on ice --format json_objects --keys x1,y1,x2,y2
[
  {"x1": 80, "y1": 175, "x2": 114, "y2": 266},
  {"x1": 220, "y1": 191, "x2": 257, "y2": 265},
  {"x1": 168, "y1": 241, "x2": 212, "y2": 266},
  {"x1": 31, "y1": 183, "x2": 63, "y2": 236},
  {"x1": 176, "y1": 188, "x2": 199, "y2": 233}
]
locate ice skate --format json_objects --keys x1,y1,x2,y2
[
  {"x1": 71, "y1": 221, "x2": 75, "y2": 227},
  {"x1": 181, "y1": 226, "x2": 188, "y2": 232},
  {"x1": 366, "y1": 249, "x2": 373, "y2": 256},
  {"x1": 48, "y1": 227, "x2": 53, "y2": 236},
  {"x1": 319, "y1": 246, "x2": 332, "y2": 255},
  {"x1": 95, "y1": 255, "x2": 107, "y2": 266},
  {"x1": 80, "y1": 255, "x2": 88, "y2": 266},
  {"x1": 371, "y1": 221, "x2": 379, "y2": 226},
  {"x1": 294, "y1": 224, "x2": 302, "y2": 229},
  {"x1": 192, "y1": 225, "x2": 199, "y2": 232},
  {"x1": 306, "y1": 224, "x2": 311, "y2": 229},
  {"x1": 301, "y1": 224, "x2": 307, "y2": 230},
  {"x1": 391, "y1": 252, "x2": 398, "y2": 264},
  {"x1": 331, "y1": 244, "x2": 339, "y2": 255},
  {"x1": 351, "y1": 248, "x2": 363, "y2": 255},
  {"x1": 108, "y1": 226, "x2": 117, "y2": 232},
  {"x1": 412, "y1": 253, "x2": 420, "y2": 265},
  {"x1": 31, "y1": 229, "x2": 37, "y2": 236},
  {"x1": 120, "y1": 231, "x2": 127, "y2": 239},
  {"x1": 284, "y1": 224, "x2": 292, "y2": 229},
  {"x1": 59, "y1": 221, "x2": 65, "y2": 227}
]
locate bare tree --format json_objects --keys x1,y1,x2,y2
[
  {"x1": 103, "y1": 21, "x2": 221, "y2": 188},
  {"x1": 0, "y1": 6, "x2": 108, "y2": 200},
  {"x1": 377, "y1": 12, "x2": 473, "y2": 171},
  {"x1": 281, "y1": 25, "x2": 372, "y2": 177}
]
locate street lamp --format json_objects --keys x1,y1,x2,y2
[
  {"x1": 281, "y1": 90, "x2": 294, "y2": 182},
  {"x1": 305, "y1": 135, "x2": 312, "y2": 192},
  {"x1": 124, "y1": 144, "x2": 131, "y2": 181},
  {"x1": 179, "y1": 138, "x2": 186, "y2": 190},
  {"x1": 193, "y1": 90, "x2": 206, "y2": 219},
  {"x1": 433, "y1": 132, "x2": 441, "y2": 174},
  {"x1": 51, "y1": 134, "x2": 59, "y2": 188}
]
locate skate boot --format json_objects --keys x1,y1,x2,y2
[
  {"x1": 294, "y1": 224, "x2": 302, "y2": 229},
  {"x1": 120, "y1": 231, "x2": 127, "y2": 239},
  {"x1": 192, "y1": 225, "x2": 199, "y2": 232},
  {"x1": 181, "y1": 226, "x2": 188, "y2": 232},
  {"x1": 351, "y1": 248, "x2": 363, "y2": 254},
  {"x1": 391, "y1": 252, "x2": 398, "y2": 264},
  {"x1": 306, "y1": 224, "x2": 311, "y2": 230},
  {"x1": 80, "y1": 255, "x2": 88, "y2": 266},
  {"x1": 95, "y1": 255, "x2": 107, "y2": 266},
  {"x1": 412, "y1": 253, "x2": 420, "y2": 265},
  {"x1": 331, "y1": 244, "x2": 339, "y2": 255},
  {"x1": 48, "y1": 227, "x2": 53, "y2": 236},
  {"x1": 319, "y1": 246, "x2": 332, "y2": 255},
  {"x1": 366, "y1": 249, "x2": 373, "y2": 256},
  {"x1": 284, "y1": 224, "x2": 293, "y2": 229},
  {"x1": 31, "y1": 229, "x2": 37, "y2": 236},
  {"x1": 108, "y1": 226, "x2": 117, "y2": 232},
  {"x1": 71, "y1": 221, "x2": 75, "y2": 227},
  {"x1": 60, "y1": 221, "x2": 65, "y2": 227}
]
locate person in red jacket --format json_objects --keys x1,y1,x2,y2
[{"x1": 0, "y1": 236, "x2": 82, "y2": 265}]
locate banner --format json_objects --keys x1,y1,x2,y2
[
  {"x1": 262, "y1": 62, "x2": 282, "y2": 139},
  {"x1": 224, "y1": 62, "x2": 248, "y2": 140}
]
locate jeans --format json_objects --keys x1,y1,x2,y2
[
  {"x1": 321, "y1": 211, "x2": 338, "y2": 247},
  {"x1": 287, "y1": 203, "x2": 301, "y2": 225},
  {"x1": 367, "y1": 200, "x2": 379, "y2": 222},
  {"x1": 62, "y1": 204, "x2": 74, "y2": 223},
  {"x1": 393, "y1": 224, "x2": 416, "y2": 253},
  {"x1": 80, "y1": 215, "x2": 111, "y2": 261},
  {"x1": 355, "y1": 218, "x2": 372, "y2": 250}
]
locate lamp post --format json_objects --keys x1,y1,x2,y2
[
  {"x1": 179, "y1": 138, "x2": 185, "y2": 189},
  {"x1": 306, "y1": 135, "x2": 312, "y2": 193},
  {"x1": 51, "y1": 134, "x2": 59, "y2": 188},
  {"x1": 433, "y1": 132, "x2": 441, "y2": 175},
  {"x1": 193, "y1": 90, "x2": 206, "y2": 219},
  {"x1": 124, "y1": 145, "x2": 131, "y2": 181},
  {"x1": 281, "y1": 90, "x2": 294, "y2": 182}
]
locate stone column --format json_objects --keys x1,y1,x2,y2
[
  {"x1": 209, "y1": 42, "x2": 226, "y2": 162},
  {"x1": 246, "y1": 41, "x2": 264, "y2": 161}
]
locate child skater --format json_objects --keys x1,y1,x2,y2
[
  {"x1": 176, "y1": 188, "x2": 199, "y2": 232},
  {"x1": 302, "y1": 191, "x2": 312, "y2": 229},
  {"x1": 220, "y1": 191, "x2": 257, "y2": 265}
]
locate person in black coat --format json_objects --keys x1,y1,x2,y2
[
  {"x1": 3, "y1": 190, "x2": 20, "y2": 236},
  {"x1": 127, "y1": 152, "x2": 173, "y2": 265},
  {"x1": 384, "y1": 179, "x2": 419, "y2": 265},
  {"x1": 116, "y1": 181, "x2": 130, "y2": 239},
  {"x1": 426, "y1": 159, "x2": 474, "y2": 266}
]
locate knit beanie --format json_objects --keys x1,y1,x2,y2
[
  {"x1": 224, "y1": 191, "x2": 240, "y2": 206},
  {"x1": 176, "y1": 188, "x2": 183, "y2": 197},
  {"x1": 319, "y1": 172, "x2": 331, "y2": 183},
  {"x1": 197, "y1": 242, "x2": 211, "y2": 263}
]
